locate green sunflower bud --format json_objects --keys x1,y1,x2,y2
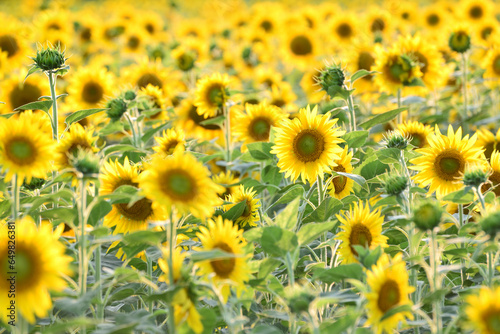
[
  {"x1": 30, "y1": 44, "x2": 68, "y2": 72},
  {"x1": 413, "y1": 201, "x2": 443, "y2": 231},
  {"x1": 318, "y1": 64, "x2": 346, "y2": 93},
  {"x1": 176, "y1": 51, "x2": 196, "y2": 72},
  {"x1": 70, "y1": 148, "x2": 100, "y2": 179},
  {"x1": 384, "y1": 131, "x2": 410, "y2": 150},
  {"x1": 285, "y1": 283, "x2": 316, "y2": 314},
  {"x1": 106, "y1": 97, "x2": 128, "y2": 122},
  {"x1": 449, "y1": 30, "x2": 471, "y2": 53},
  {"x1": 480, "y1": 210, "x2": 500, "y2": 238},
  {"x1": 23, "y1": 177, "x2": 46, "y2": 191},
  {"x1": 123, "y1": 90, "x2": 137, "y2": 101},
  {"x1": 463, "y1": 167, "x2": 489, "y2": 188},
  {"x1": 384, "y1": 175, "x2": 409, "y2": 196}
]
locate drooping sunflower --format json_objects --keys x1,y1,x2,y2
[
  {"x1": 232, "y1": 102, "x2": 287, "y2": 150},
  {"x1": 0, "y1": 75, "x2": 50, "y2": 113},
  {"x1": 66, "y1": 65, "x2": 115, "y2": 110},
  {"x1": 410, "y1": 125, "x2": 486, "y2": 198},
  {"x1": 465, "y1": 285, "x2": 500, "y2": 333},
  {"x1": 476, "y1": 128, "x2": 500, "y2": 160},
  {"x1": 194, "y1": 73, "x2": 231, "y2": 119},
  {"x1": 336, "y1": 201, "x2": 388, "y2": 264},
  {"x1": 174, "y1": 98, "x2": 223, "y2": 142},
  {"x1": 0, "y1": 114, "x2": 56, "y2": 183},
  {"x1": 396, "y1": 121, "x2": 434, "y2": 149},
  {"x1": 271, "y1": 104, "x2": 344, "y2": 184},
  {"x1": 327, "y1": 147, "x2": 354, "y2": 200},
  {"x1": 365, "y1": 253, "x2": 415, "y2": 334},
  {"x1": 213, "y1": 171, "x2": 240, "y2": 200},
  {"x1": 0, "y1": 217, "x2": 72, "y2": 324},
  {"x1": 195, "y1": 216, "x2": 251, "y2": 302},
  {"x1": 139, "y1": 151, "x2": 224, "y2": 219},
  {"x1": 224, "y1": 185, "x2": 260, "y2": 229},
  {"x1": 152, "y1": 128, "x2": 186, "y2": 158},
  {"x1": 55, "y1": 123, "x2": 99, "y2": 171}
]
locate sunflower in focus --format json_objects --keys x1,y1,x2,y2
[
  {"x1": 366, "y1": 253, "x2": 414, "y2": 334},
  {"x1": 410, "y1": 125, "x2": 486, "y2": 198},
  {"x1": 271, "y1": 105, "x2": 344, "y2": 184},
  {"x1": 194, "y1": 73, "x2": 231, "y2": 119},
  {"x1": 0, "y1": 114, "x2": 56, "y2": 183},
  {"x1": 153, "y1": 128, "x2": 186, "y2": 158},
  {"x1": 195, "y1": 216, "x2": 251, "y2": 302},
  {"x1": 396, "y1": 121, "x2": 434, "y2": 149},
  {"x1": 0, "y1": 75, "x2": 50, "y2": 113},
  {"x1": 233, "y1": 102, "x2": 287, "y2": 150},
  {"x1": 139, "y1": 151, "x2": 224, "y2": 218},
  {"x1": 336, "y1": 201, "x2": 388, "y2": 264},
  {"x1": 327, "y1": 147, "x2": 354, "y2": 200},
  {"x1": 55, "y1": 123, "x2": 99, "y2": 171},
  {"x1": 174, "y1": 98, "x2": 223, "y2": 142},
  {"x1": 0, "y1": 217, "x2": 72, "y2": 324},
  {"x1": 465, "y1": 285, "x2": 500, "y2": 333},
  {"x1": 213, "y1": 171, "x2": 240, "y2": 200},
  {"x1": 224, "y1": 185, "x2": 260, "y2": 229},
  {"x1": 66, "y1": 65, "x2": 115, "y2": 110}
]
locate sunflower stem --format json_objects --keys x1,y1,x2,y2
[
  {"x1": 167, "y1": 211, "x2": 176, "y2": 334},
  {"x1": 461, "y1": 53, "x2": 468, "y2": 130},
  {"x1": 223, "y1": 104, "x2": 231, "y2": 163},
  {"x1": 78, "y1": 177, "x2": 88, "y2": 334},
  {"x1": 476, "y1": 186, "x2": 487, "y2": 212},
  {"x1": 285, "y1": 252, "x2": 295, "y2": 286},
  {"x1": 124, "y1": 113, "x2": 139, "y2": 148},
  {"x1": 147, "y1": 254, "x2": 154, "y2": 313},
  {"x1": 11, "y1": 175, "x2": 20, "y2": 221},
  {"x1": 48, "y1": 72, "x2": 58, "y2": 141},
  {"x1": 14, "y1": 314, "x2": 28, "y2": 334},
  {"x1": 346, "y1": 93, "x2": 356, "y2": 132},
  {"x1": 397, "y1": 88, "x2": 402, "y2": 124},
  {"x1": 94, "y1": 185, "x2": 104, "y2": 320},
  {"x1": 429, "y1": 229, "x2": 442, "y2": 334},
  {"x1": 316, "y1": 175, "x2": 324, "y2": 204}
]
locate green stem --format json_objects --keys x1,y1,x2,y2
[
  {"x1": 124, "y1": 113, "x2": 139, "y2": 148},
  {"x1": 285, "y1": 252, "x2": 295, "y2": 286},
  {"x1": 316, "y1": 175, "x2": 324, "y2": 204},
  {"x1": 223, "y1": 104, "x2": 231, "y2": 163},
  {"x1": 430, "y1": 230, "x2": 442, "y2": 334},
  {"x1": 476, "y1": 186, "x2": 487, "y2": 211},
  {"x1": 167, "y1": 212, "x2": 176, "y2": 334},
  {"x1": 487, "y1": 250, "x2": 495, "y2": 287},
  {"x1": 48, "y1": 72, "x2": 58, "y2": 141},
  {"x1": 397, "y1": 88, "x2": 402, "y2": 124},
  {"x1": 94, "y1": 187, "x2": 103, "y2": 320},
  {"x1": 11, "y1": 175, "x2": 19, "y2": 221},
  {"x1": 147, "y1": 255, "x2": 153, "y2": 313},
  {"x1": 346, "y1": 93, "x2": 356, "y2": 132},
  {"x1": 461, "y1": 53, "x2": 468, "y2": 124},
  {"x1": 458, "y1": 203, "x2": 465, "y2": 286},
  {"x1": 78, "y1": 178, "x2": 88, "y2": 334},
  {"x1": 14, "y1": 314, "x2": 28, "y2": 334}
]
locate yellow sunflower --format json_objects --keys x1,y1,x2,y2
[
  {"x1": 0, "y1": 16, "x2": 30, "y2": 69},
  {"x1": 474, "y1": 18, "x2": 499, "y2": 47},
  {"x1": 282, "y1": 28, "x2": 319, "y2": 71},
  {"x1": 268, "y1": 83, "x2": 297, "y2": 113},
  {"x1": 232, "y1": 102, "x2": 287, "y2": 150},
  {"x1": 366, "y1": 253, "x2": 414, "y2": 334},
  {"x1": 476, "y1": 128, "x2": 500, "y2": 160},
  {"x1": 171, "y1": 288, "x2": 203, "y2": 334},
  {"x1": 327, "y1": 147, "x2": 354, "y2": 200},
  {"x1": 335, "y1": 201, "x2": 388, "y2": 264},
  {"x1": 271, "y1": 105, "x2": 344, "y2": 184},
  {"x1": 174, "y1": 98, "x2": 223, "y2": 142},
  {"x1": 254, "y1": 66, "x2": 284, "y2": 90},
  {"x1": 158, "y1": 247, "x2": 186, "y2": 285},
  {"x1": 0, "y1": 75, "x2": 50, "y2": 114},
  {"x1": 300, "y1": 61, "x2": 327, "y2": 103},
  {"x1": 482, "y1": 45, "x2": 500, "y2": 88},
  {"x1": 195, "y1": 216, "x2": 251, "y2": 302},
  {"x1": 194, "y1": 73, "x2": 231, "y2": 119},
  {"x1": 365, "y1": 8, "x2": 393, "y2": 40},
  {"x1": 421, "y1": 5, "x2": 450, "y2": 34},
  {"x1": 329, "y1": 13, "x2": 358, "y2": 45},
  {"x1": 66, "y1": 65, "x2": 115, "y2": 110},
  {"x1": 0, "y1": 114, "x2": 56, "y2": 183},
  {"x1": 483, "y1": 150, "x2": 500, "y2": 197},
  {"x1": 410, "y1": 125, "x2": 486, "y2": 198},
  {"x1": 213, "y1": 171, "x2": 240, "y2": 200},
  {"x1": 224, "y1": 185, "x2": 260, "y2": 229},
  {"x1": 465, "y1": 285, "x2": 500, "y2": 333},
  {"x1": 347, "y1": 41, "x2": 377, "y2": 96},
  {"x1": 121, "y1": 57, "x2": 179, "y2": 90},
  {"x1": 396, "y1": 121, "x2": 434, "y2": 149},
  {"x1": 139, "y1": 151, "x2": 224, "y2": 219},
  {"x1": 138, "y1": 84, "x2": 172, "y2": 121},
  {"x1": 0, "y1": 217, "x2": 72, "y2": 324},
  {"x1": 55, "y1": 123, "x2": 99, "y2": 171},
  {"x1": 460, "y1": 0, "x2": 494, "y2": 22},
  {"x1": 153, "y1": 128, "x2": 186, "y2": 158}
]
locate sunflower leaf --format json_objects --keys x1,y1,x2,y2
[
  {"x1": 274, "y1": 197, "x2": 300, "y2": 231},
  {"x1": 297, "y1": 221, "x2": 337, "y2": 245},
  {"x1": 313, "y1": 264, "x2": 363, "y2": 283},
  {"x1": 65, "y1": 108, "x2": 108, "y2": 127},
  {"x1": 191, "y1": 249, "x2": 240, "y2": 262},
  {"x1": 335, "y1": 172, "x2": 367, "y2": 190},
  {"x1": 260, "y1": 226, "x2": 298, "y2": 258},
  {"x1": 23, "y1": 65, "x2": 41, "y2": 83},
  {"x1": 358, "y1": 107, "x2": 407, "y2": 130},
  {"x1": 350, "y1": 70, "x2": 377, "y2": 83},
  {"x1": 13, "y1": 99, "x2": 54, "y2": 112},
  {"x1": 199, "y1": 115, "x2": 225, "y2": 127},
  {"x1": 266, "y1": 184, "x2": 304, "y2": 212},
  {"x1": 342, "y1": 130, "x2": 369, "y2": 149},
  {"x1": 380, "y1": 304, "x2": 414, "y2": 322},
  {"x1": 222, "y1": 200, "x2": 246, "y2": 221},
  {"x1": 302, "y1": 197, "x2": 343, "y2": 223},
  {"x1": 247, "y1": 142, "x2": 274, "y2": 161},
  {"x1": 441, "y1": 188, "x2": 474, "y2": 204}
]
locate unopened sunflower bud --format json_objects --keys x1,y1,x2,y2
[
  {"x1": 413, "y1": 201, "x2": 443, "y2": 231},
  {"x1": 463, "y1": 167, "x2": 489, "y2": 188},
  {"x1": 449, "y1": 29, "x2": 471, "y2": 53},
  {"x1": 318, "y1": 64, "x2": 346, "y2": 93},
  {"x1": 384, "y1": 131, "x2": 410, "y2": 150},
  {"x1": 480, "y1": 210, "x2": 500, "y2": 238},
  {"x1": 384, "y1": 175, "x2": 409, "y2": 196},
  {"x1": 30, "y1": 44, "x2": 68, "y2": 72},
  {"x1": 70, "y1": 148, "x2": 100, "y2": 179},
  {"x1": 123, "y1": 90, "x2": 137, "y2": 101},
  {"x1": 285, "y1": 283, "x2": 316, "y2": 314},
  {"x1": 106, "y1": 97, "x2": 128, "y2": 122}
]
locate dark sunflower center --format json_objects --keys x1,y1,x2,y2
[
  {"x1": 469, "y1": 5, "x2": 483, "y2": 19},
  {"x1": 336, "y1": 23, "x2": 353, "y2": 38},
  {"x1": 482, "y1": 27, "x2": 494, "y2": 40},
  {"x1": 293, "y1": 129, "x2": 325, "y2": 162},
  {"x1": 3, "y1": 245, "x2": 40, "y2": 291},
  {"x1": 482, "y1": 309, "x2": 500, "y2": 333},
  {"x1": 189, "y1": 105, "x2": 220, "y2": 130},
  {"x1": 377, "y1": 279, "x2": 401, "y2": 313},
  {"x1": 290, "y1": 35, "x2": 313, "y2": 56},
  {"x1": 116, "y1": 197, "x2": 154, "y2": 221},
  {"x1": 493, "y1": 56, "x2": 500, "y2": 76},
  {"x1": 80, "y1": 27, "x2": 92, "y2": 42},
  {"x1": 401, "y1": 12, "x2": 410, "y2": 20},
  {"x1": 435, "y1": 149, "x2": 464, "y2": 181},
  {"x1": 249, "y1": 117, "x2": 271, "y2": 141},
  {"x1": 0, "y1": 34, "x2": 19, "y2": 58},
  {"x1": 145, "y1": 23, "x2": 155, "y2": 34},
  {"x1": 128, "y1": 35, "x2": 140, "y2": 49},
  {"x1": 5, "y1": 137, "x2": 36, "y2": 165},
  {"x1": 242, "y1": 199, "x2": 252, "y2": 218},
  {"x1": 206, "y1": 84, "x2": 226, "y2": 107},
  {"x1": 414, "y1": 51, "x2": 429, "y2": 75},
  {"x1": 483, "y1": 171, "x2": 500, "y2": 197},
  {"x1": 427, "y1": 14, "x2": 440, "y2": 26},
  {"x1": 332, "y1": 165, "x2": 347, "y2": 194},
  {"x1": 371, "y1": 18, "x2": 385, "y2": 33},
  {"x1": 48, "y1": 23, "x2": 62, "y2": 30},
  {"x1": 160, "y1": 169, "x2": 196, "y2": 201},
  {"x1": 484, "y1": 142, "x2": 498, "y2": 160},
  {"x1": 82, "y1": 82, "x2": 104, "y2": 104},
  {"x1": 162, "y1": 140, "x2": 180, "y2": 155},
  {"x1": 210, "y1": 242, "x2": 235, "y2": 278},
  {"x1": 65, "y1": 142, "x2": 92, "y2": 166},
  {"x1": 386, "y1": 56, "x2": 411, "y2": 84},
  {"x1": 409, "y1": 132, "x2": 426, "y2": 148},
  {"x1": 137, "y1": 73, "x2": 163, "y2": 89},
  {"x1": 358, "y1": 51, "x2": 375, "y2": 80},
  {"x1": 260, "y1": 20, "x2": 272, "y2": 32},
  {"x1": 349, "y1": 223, "x2": 372, "y2": 256},
  {"x1": 271, "y1": 98, "x2": 285, "y2": 108},
  {"x1": 9, "y1": 82, "x2": 42, "y2": 110}
]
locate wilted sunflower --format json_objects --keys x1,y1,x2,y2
[
  {"x1": 327, "y1": 147, "x2": 354, "y2": 200},
  {"x1": 152, "y1": 128, "x2": 186, "y2": 158},
  {"x1": 194, "y1": 72, "x2": 231, "y2": 119},
  {"x1": 366, "y1": 253, "x2": 414, "y2": 334},
  {"x1": 410, "y1": 125, "x2": 486, "y2": 198},
  {"x1": 0, "y1": 217, "x2": 72, "y2": 324},
  {"x1": 396, "y1": 121, "x2": 434, "y2": 148},
  {"x1": 271, "y1": 104, "x2": 344, "y2": 184},
  {"x1": 465, "y1": 285, "x2": 500, "y2": 334},
  {"x1": 139, "y1": 151, "x2": 224, "y2": 218},
  {"x1": 0, "y1": 114, "x2": 56, "y2": 183},
  {"x1": 476, "y1": 128, "x2": 500, "y2": 160},
  {"x1": 55, "y1": 123, "x2": 98, "y2": 171},
  {"x1": 195, "y1": 216, "x2": 251, "y2": 302},
  {"x1": 336, "y1": 201, "x2": 388, "y2": 264},
  {"x1": 224, "y1": 185, "x2": 260, "y2": 229}
]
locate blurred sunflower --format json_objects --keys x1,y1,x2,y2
[
  {"x1": 174, "y1": 98, "x2": 223, "y2": 142},
  {"x1": 158, "y1": 246, "x2": 186, "y2": 285},
  {"x1": 213, "y1": 171, "x2": 240, "y2": 200},
  {"x1": 139, "y1": 151, "x2": 224, "y2": 218},
  {"x1": 0, "y1": 217, "x2": 72, "y2": 324},
  {"x1": 327, "y1": 147, "x2": 354, "y2": 200},
  {"x1": 422, "y1": 4, "x2": 449, "y2": 33},
  {"x1": 271, "y1": 104, "x2": 344, "y2": 183},
  {"x1": 55, "y1": 123, "x2": 98, "y2": 171},
  {"x1": 0, "y1": 75, "x2": 49, "y2": 113},
  {"x1": 152, "y1": 128, "x2": 186, "y2": 158},
  {"x1": 282, "y1": 28, "x2": 318, "y2": 71},
  {"x1": 171, "y1": 288, "x2": 203, "y2": 334},
  {"x1": 66, "y1": 65, "x2": 115, "y2": 110},
  {"x1": 474, "y1": 18, "x2": 499, "y2": 46},
  {"x1": 366, "y1": 253, "x2": 414, "y2": 334},
  {"x1": 347, "y1": 41, "x2": 377, "y2": 95},
  {"x1": 254, "y1": 66, "x2": 283, "y2": 90},
  {"x1": 365, "y1": 8, "x2": 392, "y2": 40},
  {"x1": 195, "y1": 216, "x2": 251, "y2": 302},
  {"x1": 268, "y1": 83, "x2": 297, "y2": 113},
  {"x1": 224, "y1": 185, "x2": 260, "y2": 229},
  {"x1": 329, "y1": 14, "x2": 358, "y2": 45},
  {"x1": 300, "y1": 62, "x2": 327, "y2": 103},
  {"x1": 336, "y1": 201, "x2": 388, "y2": 264},
  {"x1": 121, "y1": 27, "x2": 150, "y2": 54},
  {"x1": 0, "y1": 16, "x2": 30, "y2": 68},
  {"x1": 459, "y1": 0, "x2": 494, "y2": 22},
  {"x1": 138, "y1": 84, "x2": 171, "y2": 121},
  {"x1": 483, "y1": 151, "x2": 500, "y2": 197},
  {"x1": 482, "y1": 45, "x2": 500, "y2": 87},
  {"x1": 410, "y1": 125, "x2": 486, "y2": 198},
  {"x1": 33, "y1": 9, "x2": 73, "y2": 47},
  {"x1": 465, "y1": 285, "x2": 500, "y2": 333},
  {"x1": 194, "y1": 73, "x2": 231, "y2": 119},
  {"x1": 396, "y1": 121, "x2": 434, "y2": 148},
  {"x1": 476, "y1": 128, "x2": 500, "y2": 160},
  {"x1": 122, "y1": 57, "x2": 178, "y2": 90}
]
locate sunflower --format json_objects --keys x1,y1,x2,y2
[
  {"x1": 465, "y1": 285, "x2": 500, "y2": 333},
  {"x1": 171, "y1": 288, "x2": 203, "y2": 334},
  {"x1": 139, "y1": 11, "x2": 165, "y2": 38},
  {"x1": 224, "y1": 185, "x2": 260, "y2": 229},
  {"x1": 213, "y1": 171, "x2": 240, "y2": 200},
  {"x1": 336, "y1": 201, "x2": 388, "y2": 264},
  {"x1": 171, "y1": 45, "x2": 198, "y2": 72},
  {"x1": 254, "y1": 66, "x2": 284, "y2": 90},
  {"x1": 300, "y1": 62, "x2": 327, "y2": 103},
  {"x1": 422, "y1": 5, "x2": 449, "y2": 33},
  {"x1": 474, "y1": 18, "x2": 499, "y2": 47},
  {"x1": 174, "y1": 98, "x2": 223, "y2": 142},
  {"x1": 138, "y1": 84, "x2": 171, "y2": 121},
  {"x1": 33, "y1": 9, "x2": 73, "y2": 47},
  {"x1": 476, "y1": 128, "x2": 500, "y2": 160},
  {"x1": 0, "y1": 217, "x2": 72, "y2": 324},
  {"x1": 55, "y1": 123, "x2": 99, "y2": 171},
  {"x1": 0, "y1": 75, "x2": 50, "y2": 113},
  {"x1": 282, "y1": 28, "x2": 318, "y2": 71},
  {"x1": 410, "y1": 125, "x2": 486, "y2": 198},
  {"x1": 271, "y1": 105, "x2": 344, "y2": 184},
  {"x1": 121, "y1": 57, "x2": 179, "y2": 90},
  {"x1": 365, "y1": 8, "x2": 393, "y2": 39},
  {"x1": 152, "y1": 128, "x2": 186, "y2": 158},
  {"x1": 329, "y1": 13, "x2": 358, "y2": 45},
  {"x1": 194, "y1": 73, "x2": 231, "y2": 119},
  {"x1": 158, "y1": 246, "x2": 187, "y2": 285},
  {"x1": 396, "y1": 121, "x2": 434, "y2": 148},
  {"x1": 347, "y1": 41, "x2": 377, "y2": 95},
  {"x1": 0, "y1": 16, "x2": 30, "y2": 68},
  {"x1": 195, "y1": 216, "x2": 251, "y2": 302},
  {"x1": 460, "y1": 0, "x2": 494, "y2": 22},
  {"x1": 122, "y1": 26, "x2": 150, "y2": 54},
  {"x1": 139, "y1": 151, "x2": 224, "y2": 219},
  {"x1": 66, "y1": 65, "x2": 115, "y2": 110},
  {"x1": 268, "y1": 83, "x2": 297, "y2": 113},
  {"x1": 0, "y1": 114, "x2": 56, "y2": 183},
  {"x1": 366, "y1": 253, "x2": 414, "y2": 334},
  {"x1": 233, "y1": 102, "x2": 287, "y2": 150},
  {"x1": 327, "y1": 147, "x2": 354, "y2": 200},
  {"x1": 483, "y1": 150, "x2": 500, "y2": 197},
  {"x1": 482, "y1": 45, "x2": 500, "y2": 87}
]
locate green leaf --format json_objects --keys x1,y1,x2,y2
[
  {"x1": 376, "y1": 148, "x2": 401, "y2": 164},
  {"x1": 41, "y1": 318, "x2": 97, "y2": 334},
  {"x1": 406, "y1": 77, "x2": 426, "y2": 87},
  {"x1": 358, "y1": 107, "x2": 407, "y2": 130},
  {"x1": 0, "y1": 112, "x2": 17, "y2": 119},
  {"x1": 222, "y1": 200, "x2": 246, "y2": 221},
  {"x1": 267, "y1": 184, "x2": 304, "y2": 212},
  {"x1": 199, "y1": 115, "x2": 225, "y2": 127},
  {"x1": 380, "y1": 304, "x2": 413, "y2": 322},
  {"x1": 103, "y1": 144, "x2": 140, "y2": 157},
  {"x1": 313, "y1": 264, "x2": 363, "y2": 283},
  {"x1": 251, "y1": 325, "x2": 282, "y2": 334},
  {"x1": 274, "y1": 197, "x2": 300, "y2": 231},
  {"x1": 246, "y1": 142, "x2": 275, "y2": 161},
  {"x1": 350, "y1": 69, "x2": 377, "y2": 83},
  {"x1": 40, "y1": 207, "x2": 77, "y2": 222},
  {"x1": 342, "y1": 130, "x2": 369, "y2": 149},
  {"x1": 65, "y1": 108, "x2": 108, "y2": 127},
  {"x1": 243, "y1": 227, "x2": 263, "y2": 242},
  {"x1": 141, "y1": 121, "x2": 170, "y2": 143},
  {"x1": 302, "y1": 197, "x2": 343, "y2": 223},
  {"x1": 261, "y1": 165, "x2": 283, "y2": 188},
  {"x1": 336, "y1": 172, "x2": 367, "y2": 189},
  {"x1": 24, "y1": 66, "x2": 41, "y2": 83},
  {"x1": 260, "y1": 226, "x2": 298, "y2": 258},
  {"x1": 298, "y1": 221, "x2": 336, "y2": 245},
  {"x1": 442, "y1": 188, "x2": 474, "y2": 204},
  {"x1": 191, "y1": 249, "x2": 240, "y2": 262},
  {"x1": 13, "y1": 99, "x2": 53, "y2": 112},
  {"x1": 258, "y1": 257, "x2": 282, "y2": 279},
  {"x1": 88, "y1": 199, "x2": 112, "y2": 226},
  {"x1": 327, "y1": 86, "x2": 352, "y2": 100}
]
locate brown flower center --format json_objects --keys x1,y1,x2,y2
[
  {"x1": 370, "y1": 18, "x2": 385, "y2": 33},
  {"x1": 332, "y1": 164, "x2": 347, "y2": 194},
  {"x1": 469, "y1": 5, "x2": 483, "y2": 19},
  {"x1": 5, "y1": 137, "x2": 36, "y2": 165},
  {"x1": 249, "y1": 117, "x2": 271, "y2": 141},
  {"x1": 159, "y1": 169, "x2": 196, "y2": 201},
  {"x1": 0, "y1": 34, "x2": 19, "y2": 58},
  {"x1": 377, "y1": 279, "x2": 401, "y2": 313},
  {"x1": 336, "y1": 23, "x2": 353, "y2": 39},
  {"x1": 290, "y1": 35, "x2": 313, "y2": 56},
  {"x1": 189, "y1": 105, "x2": 220, "y2": 130},
  {"x1": 349, "y1": 223, "x2": 372, "y2": 256},
  {"x1": 82, "y1": 82, "x2": 104, "y2": 104},
  {"x1": 426, "y1": 14, "x2": 440, "y2": 26},
  {"x1": 9, "y1": 82, "x2": 42, "y2": 110},
  {"x1": 293, "y1": 129, "x2": 325, "y2": 163},
  {"x1": 434, "y1": 149, "x2": 465, "y2": 181},
  {"x1": 137, "y1": 73, "x2": 162, "y2": 89},
  {"x1": 210, "y1": 242, "x2": 235, "y2": 278}
]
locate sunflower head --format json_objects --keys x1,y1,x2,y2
[
  {"x1": 105, "y1": 97, "x2": 128, "y2": 122},
  {"x1": 317, "y1": 62, "x2": 346, "y2": 95},
  {"x1": 224, "y1": 185, "x2": 261, "y2": 229},
  {"x1": 465, "y1": 286, "x2": 500, "y2": 334},
  {"x1": 30, "y1": 43, "x2": 68, "y2": 72},
  {"x1": 383, "y1": 174, "x2": 409, "y2": 196},
  {"x1": 384, "y1": 130, "x2": 410, "y2": 149},
  {"x1": 412, "y1": 201, "x2": 443, "y2": 231},
  {"x1": 69, "y1": 148, "x2": 101, "y2": 179},
  {"x1": 449, "y1": 28, "x2": 471, "y2": 54},
  {"x1": 194, "y1": 73, "x2": 231, "y2": 119},
  {"x1": 463, "y1": 165, "x2": 490, "y2": 188}
]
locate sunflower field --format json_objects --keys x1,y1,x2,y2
[{"x1": 2, "y1": 0, "x2": 500, "y2": 333}]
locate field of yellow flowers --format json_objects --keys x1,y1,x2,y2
[{"x1": 1, "y1": 0, "x2": 500, "y2": 333}]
